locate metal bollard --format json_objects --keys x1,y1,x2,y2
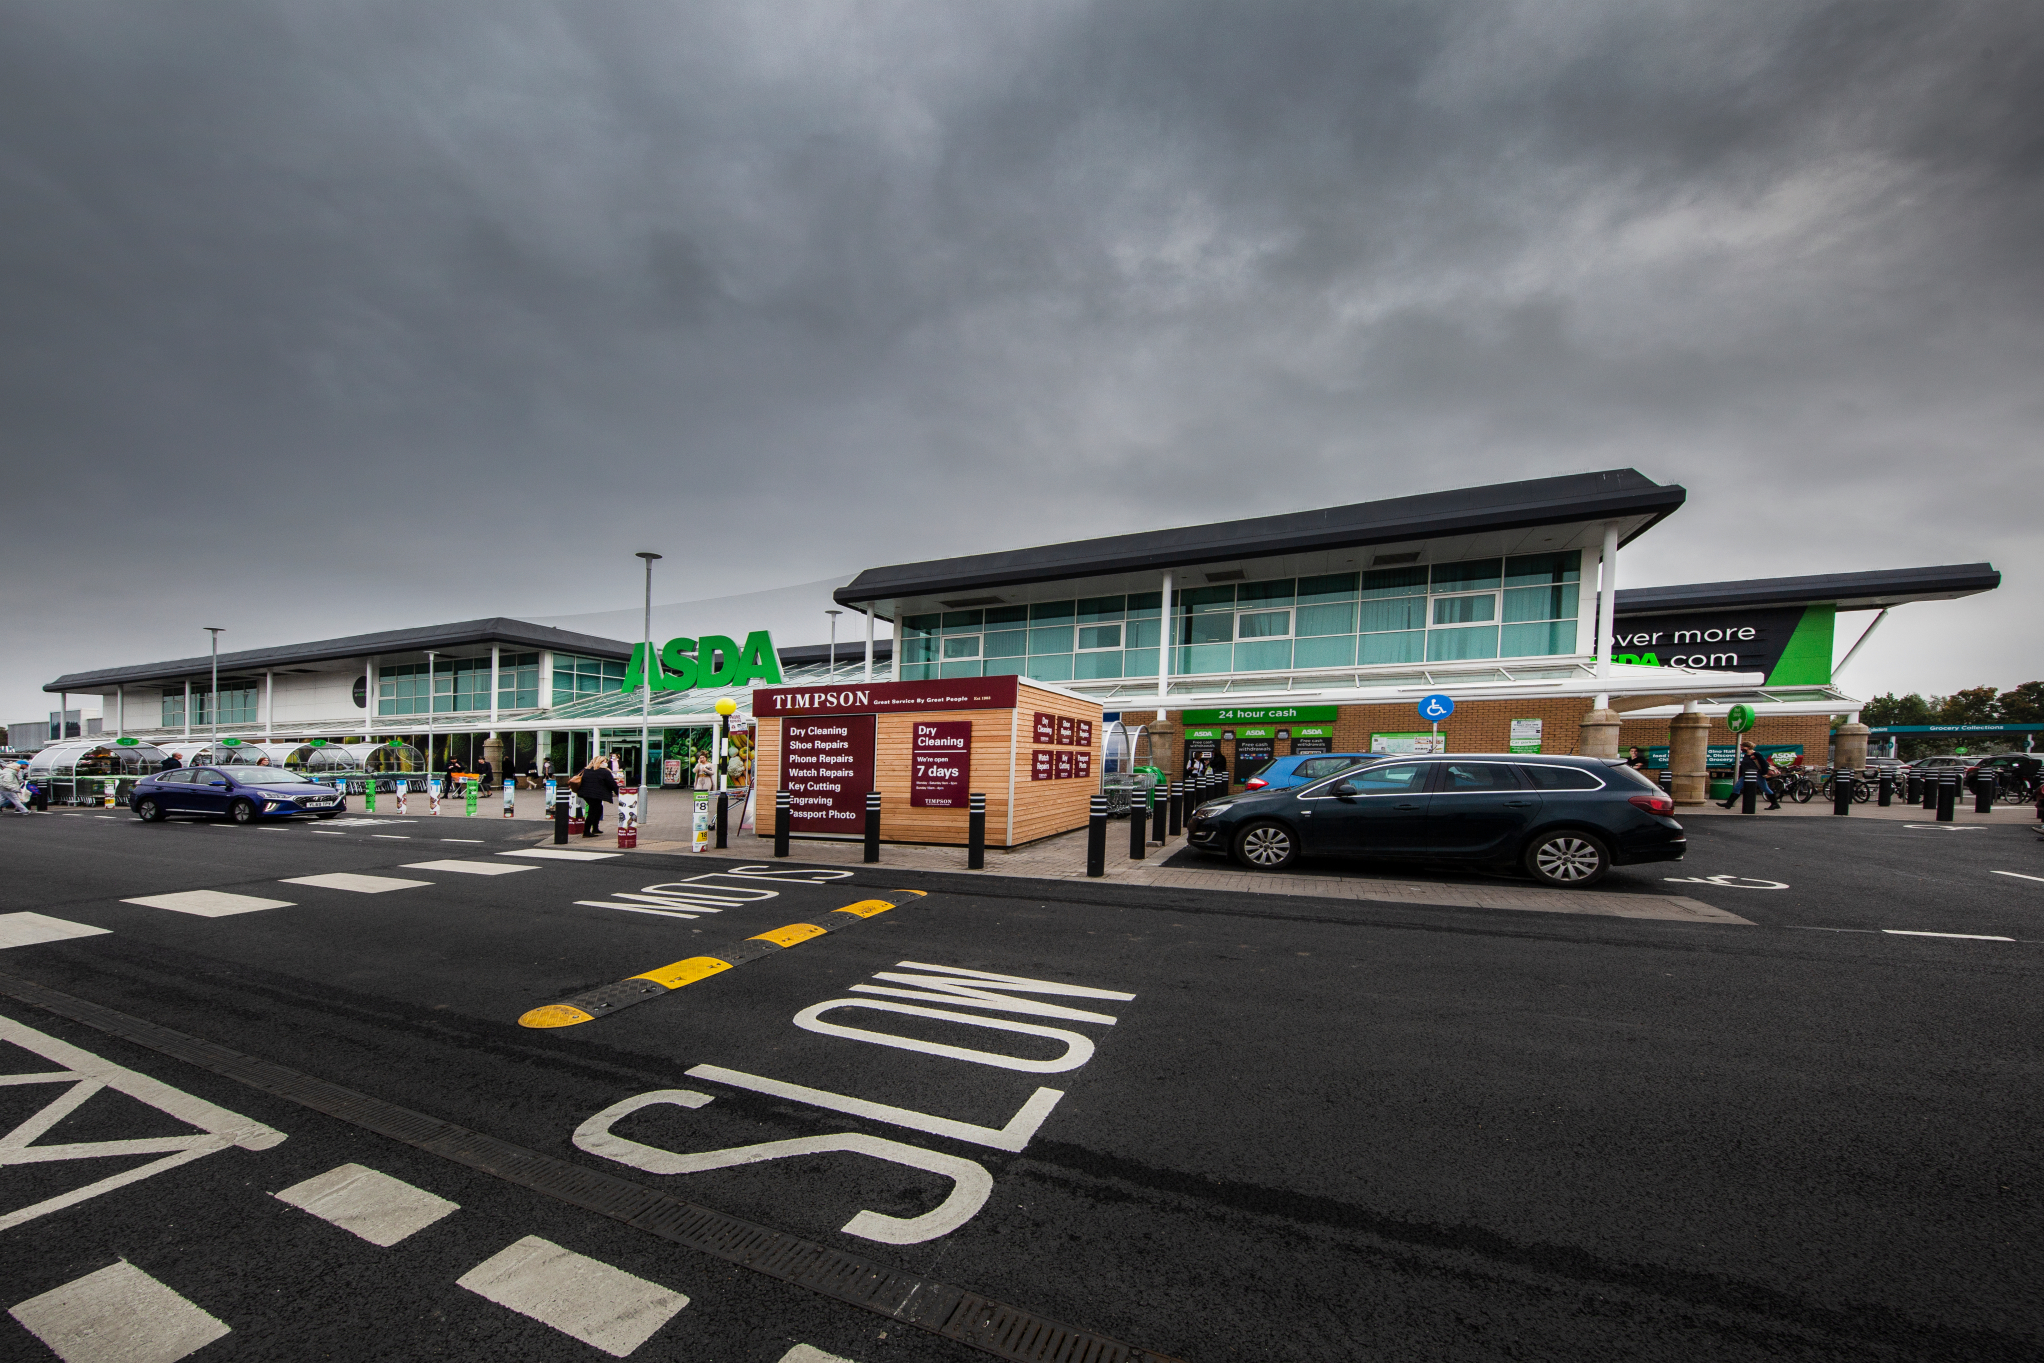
[
  {"x1": 1742, "y1": 779, "x2": 1758, "y2": 814},
  {"x1": 715, "y1": 792, "x2": 729, "y2": 849},
  {"x1": 1974, "y1": 769, "x2": 1996, "y2": 815},
  {"x1": 1129, "y1": 799, "x2": 1147, "y2": 860},
  {"x1": 1168, "y1": 781, "x2": 1183, "y2": 837},
  {"x1": 1936, "y1": 771, "x2": 1957, "y2": 822},
  {"x1": 1832, "y1": 769, "x2": 1852, "y2": 816},
  {"x1": 774, "y1": 789, "x2": 791, "y2": 858},
  {"x1": 863, "y1": 791, "x2": 881, "y2": 863},
  {"x1": 553, "y1": 793, "x2": 569, "y2": 844},
  {"x1": 1086, "y1": 794, "x2": 1107, "y2": 877},
  {"x1": 1878, "y1": 772, "x2": 1893, "y2": 806},
  {"x1": 968, "y1": 792, "x2": 986, "y2": 870},
  {"x1": 1151, "y1": 787, "x2": 1165, "y2": 845},
  {"x1": 1921, "y1": 773, "x2": 1937, "y2": 810}
]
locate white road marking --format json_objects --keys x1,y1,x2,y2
[
  {"x1": 1663, "y1": 874, "x2": 1789, "y2": 890},
  {"x1": 575, "y1": 1091, "x2": 992, "y2": 1244},
  {"x1": 370, "y1": 834, "x2": 412, "y2": 840},
  {"x1": 0, "y1": 914, "x2": 110, "y2": 950},
  {"x1": 1883, "y1": 929, "x2": 2014, "y2": 941},
  {"x1": 456, "y1": 1235, "x2": 687, "y2": 1357},
  {"x1": 500, "y1": 847, "x2": 619, "y2": 862},
  {"x1": 402, "y1": 860, "x2": 535, "y2": 876},
  {"x1": 442, "y1": 838, "x2": 484, "y2": 843},
  {"x1": 795, "y1": 1000, "x2": 1098, "y2": 1073},
  {"x1": 687, "y1": 1063, "x2": 1063, "y2": 1152},
  {"x1": 9, "y1": 1260, "x2": 230, "y2": 1363},
  {"x1": 273, "y1": 1163, "x2": 458, "y2": 1246},
  {"x1": 575, "y1": 902, "x2": 703, "y2": 919},
  {"x1": 321, "y1": 818, "x2": 416, "y2": 828},
  {"x1": 1990, "y1": 870, "x2": 2044, "y2": 884},
  {"x1": 1902, "y1": 824, "x2": 1984, "y2": 831},
  {"x1": 0, "y1": 1013, "x2": 285, "y2": 1232},
  {"x1": 281, "y1": 873, "x2": 430, "y2": 893},
  {"x1": 779, "y1": 1348, "x2": 857, "y2": 1363},
  {"x1": 310, "y1": 830, "x2": 346, "y2": 836},
  {"x1": 121, "y1": 890, "x2": 295, "y2": 918}
]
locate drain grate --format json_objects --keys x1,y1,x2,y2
[{"x1": 0, "y1": 971, "x2": 1178, "y2": 1363}]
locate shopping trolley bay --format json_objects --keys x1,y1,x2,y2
[{"x1": 0, "y1": 808, "x2": 2040, "y2": 1362}]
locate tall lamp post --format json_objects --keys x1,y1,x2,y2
[
  {"x1": 636, "y1": 551, "x2": 662, "y2": 797},
  {"x1": 715, "y1": 696, "x2": 737, "y2": 789},
  {"x1": 825, "y1": 608, "x2": 842, "y2": 675},
  {"x1": 204, "y1": 627, "x2": 225, "y2": 744}
]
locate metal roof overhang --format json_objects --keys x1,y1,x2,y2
[
  {"x1": 837, "y1": 469, "x2": 1684, "y2": 615},
  {"x1": 44, "y1": 618, "x2": 635, "y2": 694},
  {"x1": 1614, "y1": 564, "x2": 2000, "y2": 617},
  {"x1": 1070, "y1": 661, "x2": 1764, "y2": 712}
]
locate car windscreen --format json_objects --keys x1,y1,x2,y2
[{"x1": 231, "y1": 768, "x2": 321, "y2": 785}]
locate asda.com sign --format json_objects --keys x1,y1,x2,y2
[
  {"x1": 623, "y1": 631, "x2": 783, "y2": 692},
  {"x1": 1608, "y1": 605, "x2": 1834, "y2": 686}
]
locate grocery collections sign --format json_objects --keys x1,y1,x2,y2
[
  {"x1": 1180, "y1": 706, "x2": 1338, "y2": 725},
  {"x1": 624, "y1": 631, "x2": 783, "y2": 693},
  {"x1": 1608, "y1": 605, "x2": 1836, "y2": 684}
]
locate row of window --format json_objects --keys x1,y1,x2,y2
[
  {"x1": 899, "y1": 554, "x2": 1584, "y2": 681},
  {"x1": 161, "y1": 686, "x2": 259, "y2": 728},
  {"x1": 377, "y1": 652, "x2": 546, "y2": 715}
]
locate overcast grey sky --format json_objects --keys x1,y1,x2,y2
[{"x1": 6, "y1": 0, "x2": 2039, "y2": 721}]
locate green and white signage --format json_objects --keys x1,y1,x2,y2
[
  {"x1": 624, "y1": 631, "x2": 783, "y2": 694},
  {"x1": 1180, "y1": 705, "x2": 1338, "y2": 725}
]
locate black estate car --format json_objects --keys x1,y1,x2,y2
[
  {"x1": 1184, "y1": 753, "x2": 1683, "y2": 887},
  {"x1": 130, "y1": 765, "x2": 347, "y2": 823}
]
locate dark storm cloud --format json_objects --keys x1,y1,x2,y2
[{"x1": 5, "y1": 0, "x2": 2041, "y2": 717}]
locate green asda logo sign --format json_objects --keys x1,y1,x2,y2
[{"x1": 624, "y1": 631, "x2": 783, "y2": 693}]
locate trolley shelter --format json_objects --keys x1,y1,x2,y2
[{"x1": 751, "y1": 675, "x2": 1104, "y2": 847}]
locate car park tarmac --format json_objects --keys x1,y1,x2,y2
[{"x1": 1, "y1": 810, "x2": 2040, "y2": 1361}]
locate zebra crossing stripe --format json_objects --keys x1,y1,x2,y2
[{"x1": 516, "y1": 892, "x2": 926, "y2": 1029}]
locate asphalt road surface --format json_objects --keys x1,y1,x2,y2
[{"x1": 1, "y1": 806, "x2": 2040, "y2": 1362}]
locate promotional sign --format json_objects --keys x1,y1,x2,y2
[
  {"x1": 502, "y1": 781, "x2": 516, "y2": 817},
  {"x1": 782, "y1": 714, "x2": 876, "y2": 834},
  {"x1": 1234, "y1": 739, "x2": 1275, "y2": 776},
  {"x1": 1180, "y1": 706, "x2": 1339, "y2": 725},
  {"x1": 428, "y1": 778, "x2": 441, "y2": 815},
  {"x1": 1509, "y1": 718, "x2": 1544, "y2": 754},
  {"x1": 910, "y1": 721, "x2": 972, "y2": 808},
  {"x1": 662, "y1": 758, "x2": 683, "y2": 786},
  {"x1": 1033, "y1": 712, "x2": 1056, "y2": 743},
  {"x1": 624, "y1": 630, "x2": 784, "y2": 694},
  {"x1": 1372, "y1": 732, "x2": 1446, "y2": 756},
  {"x1": 363, "y1": 779, "x2": 376, "y2": 814},
  {"x1": 1031, "y1": 749, "x2": 1055, "y2": 781},
  {"x1": 692, "y1": 791, "x2": 711, "y2": 852},
  {"x1": 543, "y1": 778, "x2": 557, "y2": 814},
  {"x1": 464, "y1": 776, "x2": 479, "y2": 816},
  {"x1": 1645, "y1": 744, "x2": 1802, "y2": 770},
  {"x1": 1610, "y1": 604, "x2": 1830, "y2": 683},
  {"x1": 1417, "y1": 694, "x2": 1454, "y2": 722},
  {"x1": 759, "y1": 675, "x2": 1021, "y2": 718},
  {"x1": 1726, "y1": 704, "x2": 1757, "y2": 733},
  {"x1": 1291, "y1": 731, "x2": 1334, "y2": 755},
  {"x1": 394, "y1": 783, "x2": 408, "y2": 814}
]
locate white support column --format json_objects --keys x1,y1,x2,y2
[
  {"x1": 116, "y1": 685, "x2": 124, "y2": 738},
  {"x1": 263, "y1": 671, "x2": 273, "y2": 743},
  {"x1": 364, "y1": 657, "x2": 375, "y2": 736},
  {"x1": 1593, "y1": 522, "x2": 1618, "y2": 678},
  {"x1": 537, "y1": 652, "x2": 555, "y2": 711},
  {"x1": 489, "y1": 646, "x2": 501, "y2": 728},
  {"x1": 864, "y1": 606, "x2": 875, "y2": 682},
  {"x1": 182, "y1": 680, "x2": 191, "y2": 741},
  {"x1": 1156, "y1": 570, "x2": 1174, "y2": 720}
]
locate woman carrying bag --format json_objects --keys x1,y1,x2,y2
[{"x1": 575, "y1": 758, "x2": 618, "y2": 836}]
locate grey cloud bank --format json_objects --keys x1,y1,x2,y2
[{"x1": 5, "y1": 0, "x2": 2039, "y2": 719}]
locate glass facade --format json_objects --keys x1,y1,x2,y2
[
  {"x1": 553, "y1": 652, "x2": 626, "y2": 705},
  {"x1": 378, "y1": 651, "x2": 543, "y2": 716},
  {"x1": 896, "y1": 553, "x2": 1580, "y2": 682},
  {"x1": 162, "y1": 685, "x2": 258, "y2": 727}
]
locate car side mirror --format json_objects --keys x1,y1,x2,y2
[{"x1": 1330, "y1": 780, "x2": 1358, "y2": 797}]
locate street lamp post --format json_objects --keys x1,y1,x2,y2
[
  {"x1": 636, "y1": 552, "x2": 662, "y2": 799},
  {"x1": 204, "y1": 628, "x2": 224, "y2": 743},
  {"x1": 825, "y1": 608, "x2": 842, "y2": 675}
]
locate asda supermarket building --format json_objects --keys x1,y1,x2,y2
[{"x1": 833, "y1": 470, "x2": 1998, "y2": 805}]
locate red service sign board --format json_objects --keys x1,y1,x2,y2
[
  {"x1": 910, "y1": 721, "x2": 972, "y2": 808},
  {"x1": 1031, "y1": 749, "x2": 1055, "y2": 781},
  {"x1": 1076, "y1": 719, "x2": 1093, "y2": 748},
  {"x1": 1055, "y1": 750, "x2": 1074, "y2": 780},
  {"x1": 1056, "y1": 715, "x2": 1076, "y2": 746},
  {"x1": 758, "y1": 676, "x2": 1020, "y2": 717},
  {"x1": 783, "y1": 715, "x2": 875, "y2": 833},
  {"x1": 1075, "y1": 750, "x2": 1092, "y2": 779},
  {"x1": 1033, "y1": 712, "x2": 1056, "y2": 743}
]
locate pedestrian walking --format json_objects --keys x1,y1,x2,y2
[
  {"x1": 576, "y1": 757, "x2": 618, "y2": 836},
  {"x1": 0, "y1": 761, "x2": 31, "y2": 815},
  {"x1": 159, "y1": 753, "x2": 182, "y2": 771},
  {"x1": 1720, "y1": 742, "x2": 1780, "y2": 809}
]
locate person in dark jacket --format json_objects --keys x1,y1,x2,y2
[
  {"x1": 1720, "y1": 742, "x2": 1780, "y2": 809},
  {"x1": 159, "y1": 754, "x2": 182, "y2": 771},
  {"x1": 577, "y1": 758, "x2": 618, "y2": 836},
  {"x1": 476, "y1": 757, "x2": 494, "y2": 795}
]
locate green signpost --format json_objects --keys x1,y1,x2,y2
[{"x1": 1726, "y1": 704, "x2": 1756, "y2": 734}]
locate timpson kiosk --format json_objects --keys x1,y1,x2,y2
[{"x1": 751, "y1": 676, "x2": 1103, "y2": 848}]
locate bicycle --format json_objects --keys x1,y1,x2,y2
[
  {"x1": 1780, "y1": 769, "x2": 1820, "y2": 803},
  {"x1": 1820, "y1": 770, "x2": 1873, "y2": 804}
]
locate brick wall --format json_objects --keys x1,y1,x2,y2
[{"x1": 1618, "y1": 714, "x2": 1833, "y2": 763}]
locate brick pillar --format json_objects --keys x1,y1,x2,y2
[
  {"x1": 1579, "y1": 707, "x2": 1620, "y2": 759},
  {"x1": 1670, "y1": 710, "x2": 1710, "y2": 806},
  {"x1": 1833, "y1": 720, "x2": 1870, "y2": 772}
]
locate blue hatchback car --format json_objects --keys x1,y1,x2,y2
[
  {"x1": 1239, "y1": 752, "x2": 1374, "y2": 791},
  {"x1": 130, "y1": 766, "x2": 348, "y2": 824}
]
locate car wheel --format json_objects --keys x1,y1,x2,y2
[
  {"x1": 1232, "y1": 820, "x2": 1298, "y2": 871},
  {"x1": 135, "y1": 797, "x2": 165, "y2": 823},
  {"x1": 228, "y1": 798, "x2": 259, "y2": 825},
  {"x1": 1524, "y1": 830, "x2": 1609, "y2": 887}
]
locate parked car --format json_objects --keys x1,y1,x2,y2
[
  {"x1": 130, "y1": 765, "x2": 348, "y2": 824},
  {"x1": 1907, "y1": 755, "x2": 1978, "y2": 775},
  {"x1": 1240, "y1": 752, "x2": 1375, "y2": 791},
  {"x1": 1185, "y1": 753, "x2": 1683, "y2": 887}
]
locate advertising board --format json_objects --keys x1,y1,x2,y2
[
  {"x1": 910, "y1": 721, "x2": 972, "y2": 808},
  {"x1": 1371, "y1": 731, "x2": 1446, "y2": 756},
  {"x1": 782, "y1": 715, "x2": 875, "y2": 833}
]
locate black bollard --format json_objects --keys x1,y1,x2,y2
[
  {"x1": 967, "y1": 792, "x2": 986, "y2": 870},
  {"x1": 1742, "y1": 778, "x2": 1759, "y2": 814},
  {"x1": 1129, "y1": 798, "x2": 1147, "y2": 860},
  {"x1": 1832, "y1": 768, "x2": 1853, "y2": 816},
  {"x1": 715, "y1": 792, "x2": 729, "y2": 849},
  {"x1": 774, "y1": 789, "x2": 791, "y2": 858},
  {"x1": 1974, "y1": 769, "x2": 1996, "y2": 815},
  {"x1": 1086, "y1": 794, "x2": 1107, "y2": 877},
  {"x1": 1168, "y1": 781, "x2": 1183, "y2": 836},
  {"x1": 553, "y1": 791, "x2": 569, "y2": 845},
  {"x1": 1151, "y1": 787, "x2": 1166, "y2": 845},
  {"x1": 863, "y1": 791, "x2": 881, "y2": 863},
  {"x1": 1936, "y1": 771, "x2": 1957, "y2": 822},
  {"x1": 1921, "y1": 771, "x2": 1937, "y2": 811},
  {"x1": 1878, "y1": 772, "x2": 1893, "y2": 806}
]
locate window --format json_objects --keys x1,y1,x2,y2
[
  {"x1": 1520, "y1": 764, "x2": 1602, "y2": 790},
  {"x1": 1440, "y1": 762, "x2": 1521, "y2": 791},
  {"x1": 161, "y1": 692, "x2": 184, "y2": 728},
  {"x1": 1344, "y1": 763, "x2": 1429, "y2": 794},
  {"x1": 553, "y1": 653, "x2": 626, "y2": 705},
  {"x1": 1297, "y1": 757, "x2": 1361, "y2": 779},
  {"x1": 1432, "y1": 594, "x2": 1496, "y2": 626},
  {"x1": 498, "y1": 651, "x2": 540, "y2": 710}
]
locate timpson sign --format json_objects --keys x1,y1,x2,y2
[{"x1": 755, "y1": 675, "x2": 1023, "y2": 717}]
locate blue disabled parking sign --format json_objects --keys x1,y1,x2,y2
[{"x1": 1418, "y1": 693, "x2": 1454, "y2": 721}]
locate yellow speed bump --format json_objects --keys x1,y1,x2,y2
[{"x1": 517, "y1": 890, "x2": 926, "y2": 1029}]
